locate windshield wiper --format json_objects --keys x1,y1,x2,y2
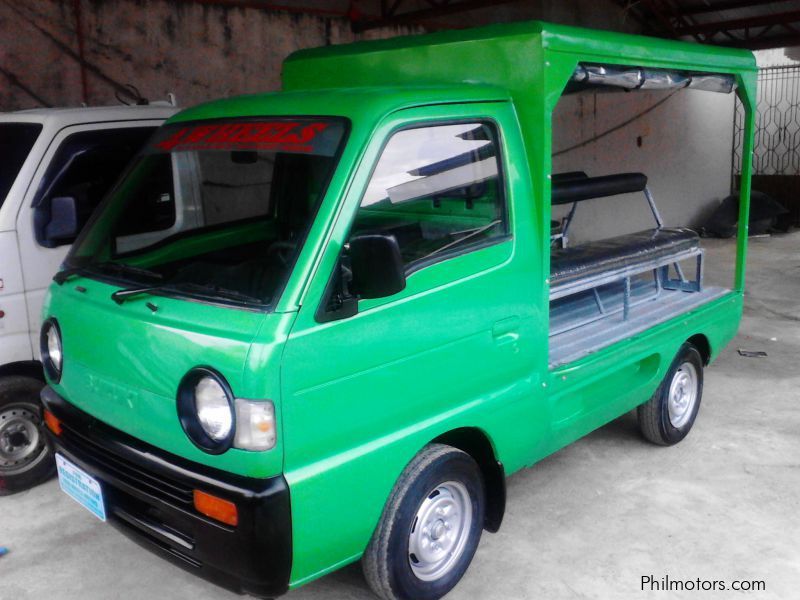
[
  {"x1": 169, "y1": 282, "x2": 264, "y2": 305},
  {"x1": 110, "y1": 282, "x2": 264, "y2": 306},
  {"x1": 111, "y1": 286, "x2": 163, "y2": 305},
  {"x1": 92, "y1": 261, "x2": 164, "y2": 281}
]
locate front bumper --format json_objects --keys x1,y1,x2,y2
[{"x1": 41, "y1": 386, "x2": 292, "y2": 598}]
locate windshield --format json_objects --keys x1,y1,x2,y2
[
  {"x1": 0, "y1": 123, "x2": 43, "y2": 208},
  {"x1": 66, "y1": 117, "x2": 347, "y2": 308}
]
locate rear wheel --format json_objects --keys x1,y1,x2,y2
[
  {"x1": 363, "y1": 444, "x2": 485, "y2": 600},
  {"x1": 638, "y1": 343, "x2": 704, "y2": 446},
  {"x1": 0, "y1": 376, "x2": 54, "y2": 495}
]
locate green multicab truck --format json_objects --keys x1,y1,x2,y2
[{"x1": 39, "y1": 21, "x2": 755, "y2": 600}]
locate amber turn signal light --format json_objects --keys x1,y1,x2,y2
[
  {"x1": 43, "y1": 409, "x2": 62, "y2": 436},
  {"x1": 193, "y1": 489, "x2": 238, "y2": 526}
]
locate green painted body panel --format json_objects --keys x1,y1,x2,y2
[{"x1": 42, "y1": 20, "x2": 756, "y2": 592}]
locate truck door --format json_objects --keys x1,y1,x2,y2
[
  {"x1": 15, "y1": 122, "x2": 160, "y2": 354},
  {"x1": 279, "y1": 102, "x2": 549, "y2": 584}
]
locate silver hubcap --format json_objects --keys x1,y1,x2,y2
[
  {"x1": 667, "y1": 362, "x2": 698, "y2": 428},
  {"x1": 408, "y1": 481, "x2": 472, "y2": 582},
  {"x1": 0, "y1": 405, "x2": 47, "y2": 472}
]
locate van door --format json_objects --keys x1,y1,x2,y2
[
  {"x1": 279, "y1": 102, "x2": 548, "y2": 584},
  {"x1": 0, "y1": 122, "x2": 44, "y2": 364},
  {"x1": 15, "y1": 122, "x2": 160, "y2": 354}
]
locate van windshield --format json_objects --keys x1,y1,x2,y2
[
  {"x1": 66, "y1": 117, "x2": 347, "y2": 308},
  {"x1": 0, "y1": 123, "x2": 43, "y2": 208}
]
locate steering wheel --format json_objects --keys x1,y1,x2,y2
[{"x1": 267, "y1": 241, "x2": 297, "y2": 266}]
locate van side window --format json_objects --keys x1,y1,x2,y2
[
  {"x1": 351, "y1": 122, "x2": 508, "y2": 270},
  {"x1": 32, "y1": 127, "x2": 156, "y2": 248}
]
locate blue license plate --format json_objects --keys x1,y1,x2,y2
[{"x1": 55, "y1": 454, "x2": 106, "y2": 522}]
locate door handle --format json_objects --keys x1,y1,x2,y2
[{"x1": 492, "y1": 316, "x2": 520, "y2": 345}]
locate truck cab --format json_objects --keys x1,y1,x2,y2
[
  {"x1": 0, "y1": 104, "x2": 176, "y2": 494},
  {"x1": 38, "y1": 22, "x2": 756, "y2": 600}
]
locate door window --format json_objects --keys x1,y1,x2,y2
[
  {"x1": 0, "y1": 123, "x2": 42, "y2": 208},
  {"x1": 32, "y1": 126, "x2": 156, "y2": 247},
  {"x1": 351, "y1": 122, "x2": 508, "y2": 272}
]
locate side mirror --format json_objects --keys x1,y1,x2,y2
[
  {"x1": 41, "y1": 196, "x2": 79, "y2": 247},
  {"x1": 349, "y1": 234, "x2": 406, "y2": 299}
]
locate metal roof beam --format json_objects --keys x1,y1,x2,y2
[
  {"x1": 679, "y1": 0, "x2": 795, "y2": 17},
  {"x1": 718, "y1": 33, "x2": 800, "y2": 49},
  {"x1": 352, "y1": 0, "x2": 524, "y2": 32},
  {"x1": 675, "y1": 10, "x2": 800, "y2": 36}
]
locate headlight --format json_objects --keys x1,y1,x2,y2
[
  {"x1": 195, "y1": 377, "x2": 234, "y2": 441},
  {"x1": 40, "y1": 319, "x2": 63, "y2": 382},
  {"x1": 177, "y1": 368, "x2": 235, "y2": 454}
]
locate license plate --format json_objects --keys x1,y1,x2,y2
[{"x1": 55, "y1": 454, "x2": 107, "y2": 522}]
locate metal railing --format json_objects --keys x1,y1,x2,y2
[{"x1": 733, "y1": 65, "x2": 800, "y2": 182}]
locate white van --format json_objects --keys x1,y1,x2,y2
[{"x1": 0, "y1": 104, "x2": 176, "y2": 494}]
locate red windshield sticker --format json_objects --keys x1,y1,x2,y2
[{"x1": 155, "y1": 122, "x2": 330, "y2": 152}]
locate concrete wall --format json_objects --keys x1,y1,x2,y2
[
  {"x1": 552, "y1": 88, "x2": 736, "y2": 243},
  {"x1": 0, "y1": 0, "x2": 420, "y2": 110},
  {"x1": 0, "y1": 0, "x2": 638, "y2": 111},
  {"x1": 0, "y1": 0, "x2": 734, "y2": 253}
]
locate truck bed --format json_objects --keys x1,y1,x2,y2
[{"x1": 549, "y1": 276, "x2": 728, "y2": 367}]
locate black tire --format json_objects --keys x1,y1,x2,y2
[
  {"x1": 362, "y1": 444, "x2": 485, "y2": 600},
  {"x1": 0, "y1": 376, "x2": 55, "y2": 495},
  {"x1": 638, "y1": 343, "x2": 704, "y2": 446}
]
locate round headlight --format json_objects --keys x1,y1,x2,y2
[
  {"x1": 40, "y1": 319, "x2": 63, "y2": 382},
  {"x1": 177, "y1": 368, "x2": 235, "y2": 454},
  {"x1": 195, "y1": 376, "x2": 233, "y2": 441}
]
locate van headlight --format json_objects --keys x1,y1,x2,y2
[
  {"x1": 177, "y1": 368, "x2": 277, "y2": 454},
  {"x1": 40, "y1": 319, "x2": 63, "y2": 382},
  {"x1": 177, "y1": 368, "x2": 236, "y2": 454}
]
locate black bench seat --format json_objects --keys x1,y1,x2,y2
[{"x1": 550, "y1": 227, "x2": 699, "y2": 288}]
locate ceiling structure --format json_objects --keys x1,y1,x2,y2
[
  {"x1": 350, "y1": 0, "x2": 800, "y2": 49},
  {"x1": 613, "y1": 0, "x2": 800, "y2": 50},
  {"x1": 185, "y1": 1, "x2": 800, "y2": 50}
]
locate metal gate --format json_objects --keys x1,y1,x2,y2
[{"x1": 733, "y1": 65, "x2": 800, "y2": 225}]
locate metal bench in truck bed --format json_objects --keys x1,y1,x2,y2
[{"x1": 549, "y1": 173, "x2": 704, "y2": 335}]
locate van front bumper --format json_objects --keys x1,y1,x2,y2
[{"x1": 41, "y1": 386, "x2": 292, "y2": 598}]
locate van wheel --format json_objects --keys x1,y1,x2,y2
[
  {"x1": 638, "y1": 343, "x2": 704, "y2": 446},
  {"x1": 363, "y1": 444, "x2": 485, "y2": 600},
  {"x1": 0, "y1": 376, "x2": 54, "y2": 495}
]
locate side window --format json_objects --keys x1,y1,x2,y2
[
  {"x1": 351, "y1": 122, "x2": 508, "y2": 270},
  {"x1": 32, "y1": 127, "x2": 155, "y2": 248}
]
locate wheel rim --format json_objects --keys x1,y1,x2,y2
[
  {"x1": 408, "y1": 481, "x2": 473, "y2": 582},
  {"x1": 667, "y1": 362, "x2": 699, "y2": 428},
  {"x1": 0, "y1": 403, "x2": 48, "y2": 474}
]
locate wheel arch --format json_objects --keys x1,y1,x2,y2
[
  {"x1": 431, "y1": 427, "x2": 505, "y2": 533},
  {"x1": 0, "y1": 360, "x2": 44, "y2": 382},
  {"x1": 686, "y1": 334, "x2": 711, "y2": 365}
]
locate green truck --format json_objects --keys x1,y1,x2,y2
[{"x1": 39, "y1": 21, "x2": 756, "y2": 600}]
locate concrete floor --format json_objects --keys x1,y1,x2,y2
[{"x1": 2, "y1": 232, "x2": 799, "y2": 600}]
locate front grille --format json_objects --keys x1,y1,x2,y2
[{"x1": 60, "y1": 423, "x2": 194, "y2": 508}]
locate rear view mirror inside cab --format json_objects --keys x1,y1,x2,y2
[{"x1": 231, "y1": 151, "x2": 258, "y2": 164}]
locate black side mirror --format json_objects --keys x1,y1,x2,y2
[
  {"x1": 40, "y1": 196, "x2": 79, "y2": 247},
  {"x1": 349, "y1": 234, "x2": 406, "y2": 299}
]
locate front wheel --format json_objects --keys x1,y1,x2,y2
[
  {"x1": 0, "y1": 376, "x2": 55, "y2": 495},
  {"x1": 638, "y1": 343, "x2": 704, "y2": 446},
  {"x1": 363, "y1": 444, "x2": 485, "y2": 600}
]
